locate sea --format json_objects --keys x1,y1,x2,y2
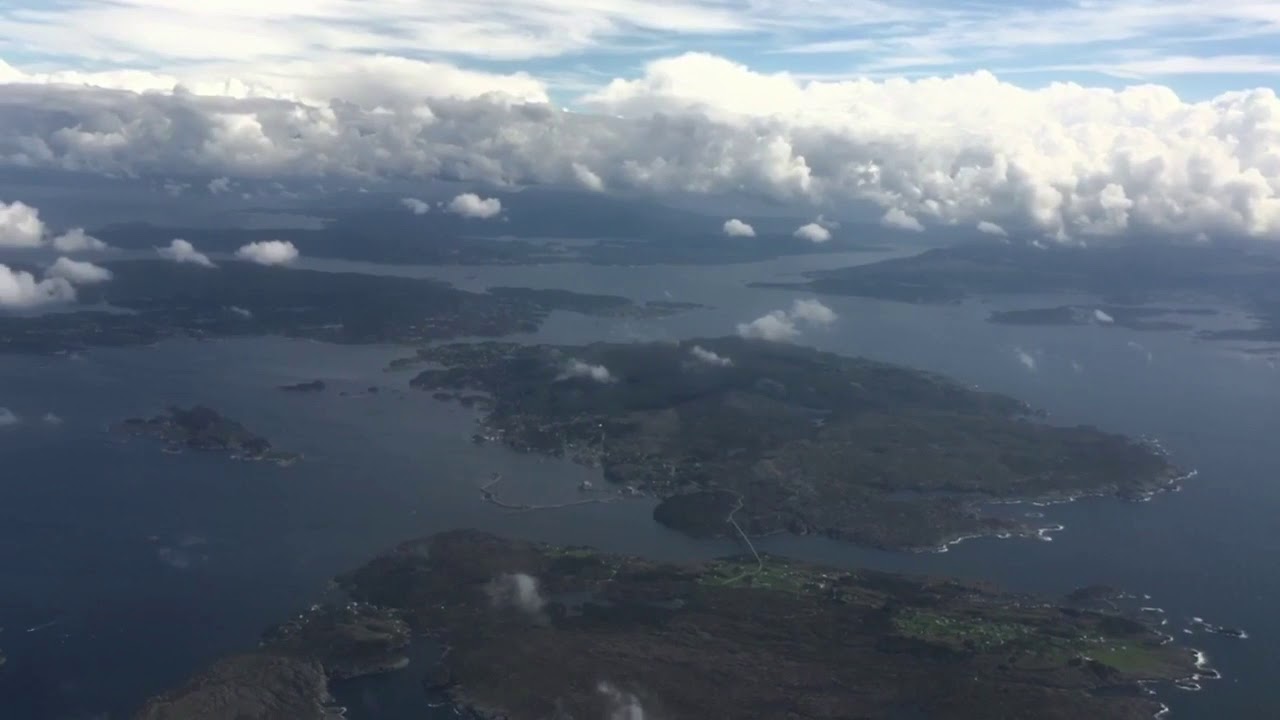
[{"x1": 0, "y1": 248, "x2": 1276, "y2": 719}]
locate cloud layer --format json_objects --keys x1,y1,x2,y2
[
  {"x1": 0, "y1": 53, "x2": 1277, "y2": 243},
  {"x1": 235, "y1": 240, "x2": 298, "y2": 266}
]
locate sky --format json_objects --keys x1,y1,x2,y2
[{"x1": 0, "y1": 0, "x2": 1276, "y2": 245}]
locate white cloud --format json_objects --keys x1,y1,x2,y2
[
  {"x1": 486, "y1": 573, "x2": 545, "y2": 617},
  {"x1": 793, "y1": 222, "x2": 831, "y2": 243},
  {"x1": 737, "y1": 310, "x2": 798, "y2": 342},
  {"x1": 0, "y1": 200, "x2": 46, "y2": 248},
  {"x1": 0, "y1": 407, "x2": 18, "y2": 426},
  {"x1": 790, "y1": 298, "x2": 837, "y2": 326},
  {"x1": 1014, "y1": 347, "x2": 1037, "y2": 372},
  {"x1": 447, "y1": 193, "x2": 502, "y2": 219},
  {"x1": 881, "y1": 207, "x2": 924, "y2": 232},
  {"x1": 207, "y1": 177, "x2": 232, "y2": 194},
  {"x1": 42, "y1": 411, "x2": 62, "y2": 425},
  {"x1": 572, "y1": 162, "x2": 605, "y2": 192},
  {"x1": 51, "y1": 228, "x2": 109, "y2": 253},
  {"x1": 598, "y1": 681, "x2": 649, "y2": 720},
  {"x1": 0, "y1": 264, "x2": 76, "y2": 308},
  {"x1": 157, "y1": 239, "x2": 216, "y2": 268},
  {"x1": 235, "y1": 239, "x2": 298, "y2": 266},
  {"x1": 722, "y1": 218, "x2": 755, "y2": 237},
  {"x1": 45, "y1": 257, "x2": 112, "y2": 285},
  {"x1": 977, "y1": 221, "x2": 1008, "y2": 237},
  {"x1": 228, "y1": 305, "x2": 253, "y2": 318},
  {"x1": 1094, "y1": 309, "x2": 1115, "y2": 324},
  {"x1": 562, "y1": 359, "x2": 615, "y2": 383},
  {"x1": 400, "y1": 197, "x2": 431, "y2": 215},
  {"x1": 0, "y1": 52, "x2": 1277, "y2": 243},
  {"x1": 690, "y1": 345, "x2": 732, "y2": 367},
  {"x1": 1127, "y1": 340, "x2": 1154, "y2": 365}
]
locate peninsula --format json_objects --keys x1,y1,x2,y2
[{"x1": 401, "y1": 337, "x2": 1181, "y2": 551}]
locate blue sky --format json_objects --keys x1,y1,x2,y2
[{"x1": 1, "y1": 0, "x2": 1277, "y2": 103}]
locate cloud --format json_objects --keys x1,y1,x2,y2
[
  {"x1": 157, "y1": 238, "x2": 215, "y2": 267},
  {"x1": 228, "y1": 305, "x2": 253, "y2": 318},
  {"x1": 1127, "y1": 340, "x2": 1154, "y2": 364},
  {"x1": 977, "y1": 221, "x2": 1008, "y2": 237},
  {"x1": 51, "y1": 228, "x2": 109, "y2": 253},
  {"x1": 881, "y1": 207, "x2": 924, "y2": 232},
  {"x1": 401, "y1": 197, "x2": 431, "y2": 215},
  {"x1": 722, "y1": 218, "x2": 755, "y2": 237},
  {"x1": 789, "y1": 298, "x2": 837, "y2": 326},
  {"x1": 737, "y1": 310, "x2": 798, "y2": 342},
  {"x1": 0, "y1": 200, "x2": 46, "y2": 248},
  {"x1": 447, "y1": 193, "x2": 502, "y2": 219},
  {"x1": 45, "y1": 257, "x2": 112, "y2": 285},
  {"x1": 0, "y1": 407, "x2": 18, "y2": 426},
  {"x1": 0, "y1": 264, "x2": 76, "y2": 308},
  {"x1": 690, "y1": 345, "x2": 732, "y2": 367},
  {"x1": 572, "y1": 162, "x2": 605, "y2": 192},
  {"x1": 207, "y1": 177, "x2": 232, "y2": 194},
  {"x1": 42, "y1": 411, "x2": 62, "y2": 425},
  {"x1": 235, "y1": 239, "x2": 298, "y2": 266},
  {"x1": 597, "y1": 681, "x2": 649, "y2": 720},
  {"x1": 737, "y1": 298, "x2": 837, "y2": 342},
  {"x1": 793, "y1": 222, "x2": 831, "y2": 243},
  {"x1": 562, "y1": 359, "x2": 616, "y2": 383},
  {"x1": 0, "y1": 53, "x2": 1277, "y2": 243},
  {"x1": 1094, "y1": 309, "x2": 1115, "y2": 324},
  {"x1": 486, "y1": 573, "x2": 545, "y2": 617},
  {"x1": 1014, "y1": 347, "x2": 1037, "y2": 372}
]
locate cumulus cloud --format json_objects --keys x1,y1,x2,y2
[
  {"x1": 51, "y1": 228, "x2": 109, "y2": 253},
  {"x1": 977, "y1": 221, "x2": 1008, "y2": 237},
  {"x1": 157, "y1": 238, "x2": 215, "y2": 267},
  {"x1": 0, "y1": 200, "x2": 46, "y2": 248},
  {"x1": 401, "y1": 197, "x2": 431, "y2": 215},
  {"x1": 1014, "y1": 347, "x2": 1038, "y2": 372},
  {"x1": 597, "y1": 681, "x2": 649, "y2": 720},
  {"x1": 235, "y1": 240, "x2": 298, "y2": 266},
  {"x1": 562, "y1": 359, "x2": 616, "y2": 383},
  {"x1": 0, "y1": 54, "x2": 1277, "y2": 242},
  {"x1": 1094, "y1": 308, "x2": 1115, "y2": 324},
  {"x1": 207, "y1": 177, "x2": 232, "y2": 194},
  {"x1": 881, "y1": 207, "x2": 924, "y2": 232},
  {"x1": 0, "y1": 407, "x2": 18, "y2": 427},
  {"x1": 690, "y1": 345, "x2": 732, "y2": 367},
  {"x1": 722, "y1": 218, "x2": 756, "y2": 237},
  {"x1": 228, "y1": 305, "x2": 253, "y2": 318},
  {"x1": 737, "y1": 310, "x2": 798, "y2": 342},
  {"x1": 447, "y1": 193, "x2": 502, "y2": 219},
  {"x1": 793, "y1": 222, "x2": 831, "y2": 243},
  {"x1": 0, "y1": 264, "x2": 76, "y2": 308},
  {"x1": 486, "y1": 573, "x2": 545, "y2": 618},
  {"x1": 45, "y1": 257, "x2": 112, "y2": 285},
  {"x1": 789, "y1": 298, "x2": 838, "y2": 326},
  {"x1": 737, "y1": 298, "x2": 838, "y2": 342},
  {"x1": 572, "y1": 162, "x2": 605, "y2": 192}
]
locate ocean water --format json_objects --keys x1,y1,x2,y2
[{"x1": 0, "y1": 250, "x2": 1276, "y2": 718}]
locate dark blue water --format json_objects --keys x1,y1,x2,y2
[{"x1": 1, "y1": 251, "x2": 1276, "y2": 718}]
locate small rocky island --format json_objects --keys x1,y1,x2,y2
[
  {"x1": 116, "y1": 406, "x2": 299, "y2": 465},
  {"x1": 137, "y1": 530, "x2": 1206, "y2": 719},
  {"x1": 398, "y1": 337, "x2": 1182, "y2": 551}
]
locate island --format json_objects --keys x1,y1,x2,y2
[
  {"x1": 0, "y1": 261, "x2": 696, "y2": 355},
  {"x1": 751, "y1": 241, "x2": 1279, "y2": 342},
  {"x1": 115, "y1": 406, "x2": 300, "y2": 465},
  {"x1": 136, "y1": 530, "x2": 1208, "y2": 719},
  {"x1": 396, "y1": 337, "x2": 1182, "y2": 551},
  {"x1": 279, "y1": 380, "x2": 327, "y2": 393}
]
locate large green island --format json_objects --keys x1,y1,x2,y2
[
  {"x1": 398, "y1": 337, "x2": 1181, "y2": 551},
  {"x1": 136, "y1": 530, "x2": 1205, "y2": 719}
]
